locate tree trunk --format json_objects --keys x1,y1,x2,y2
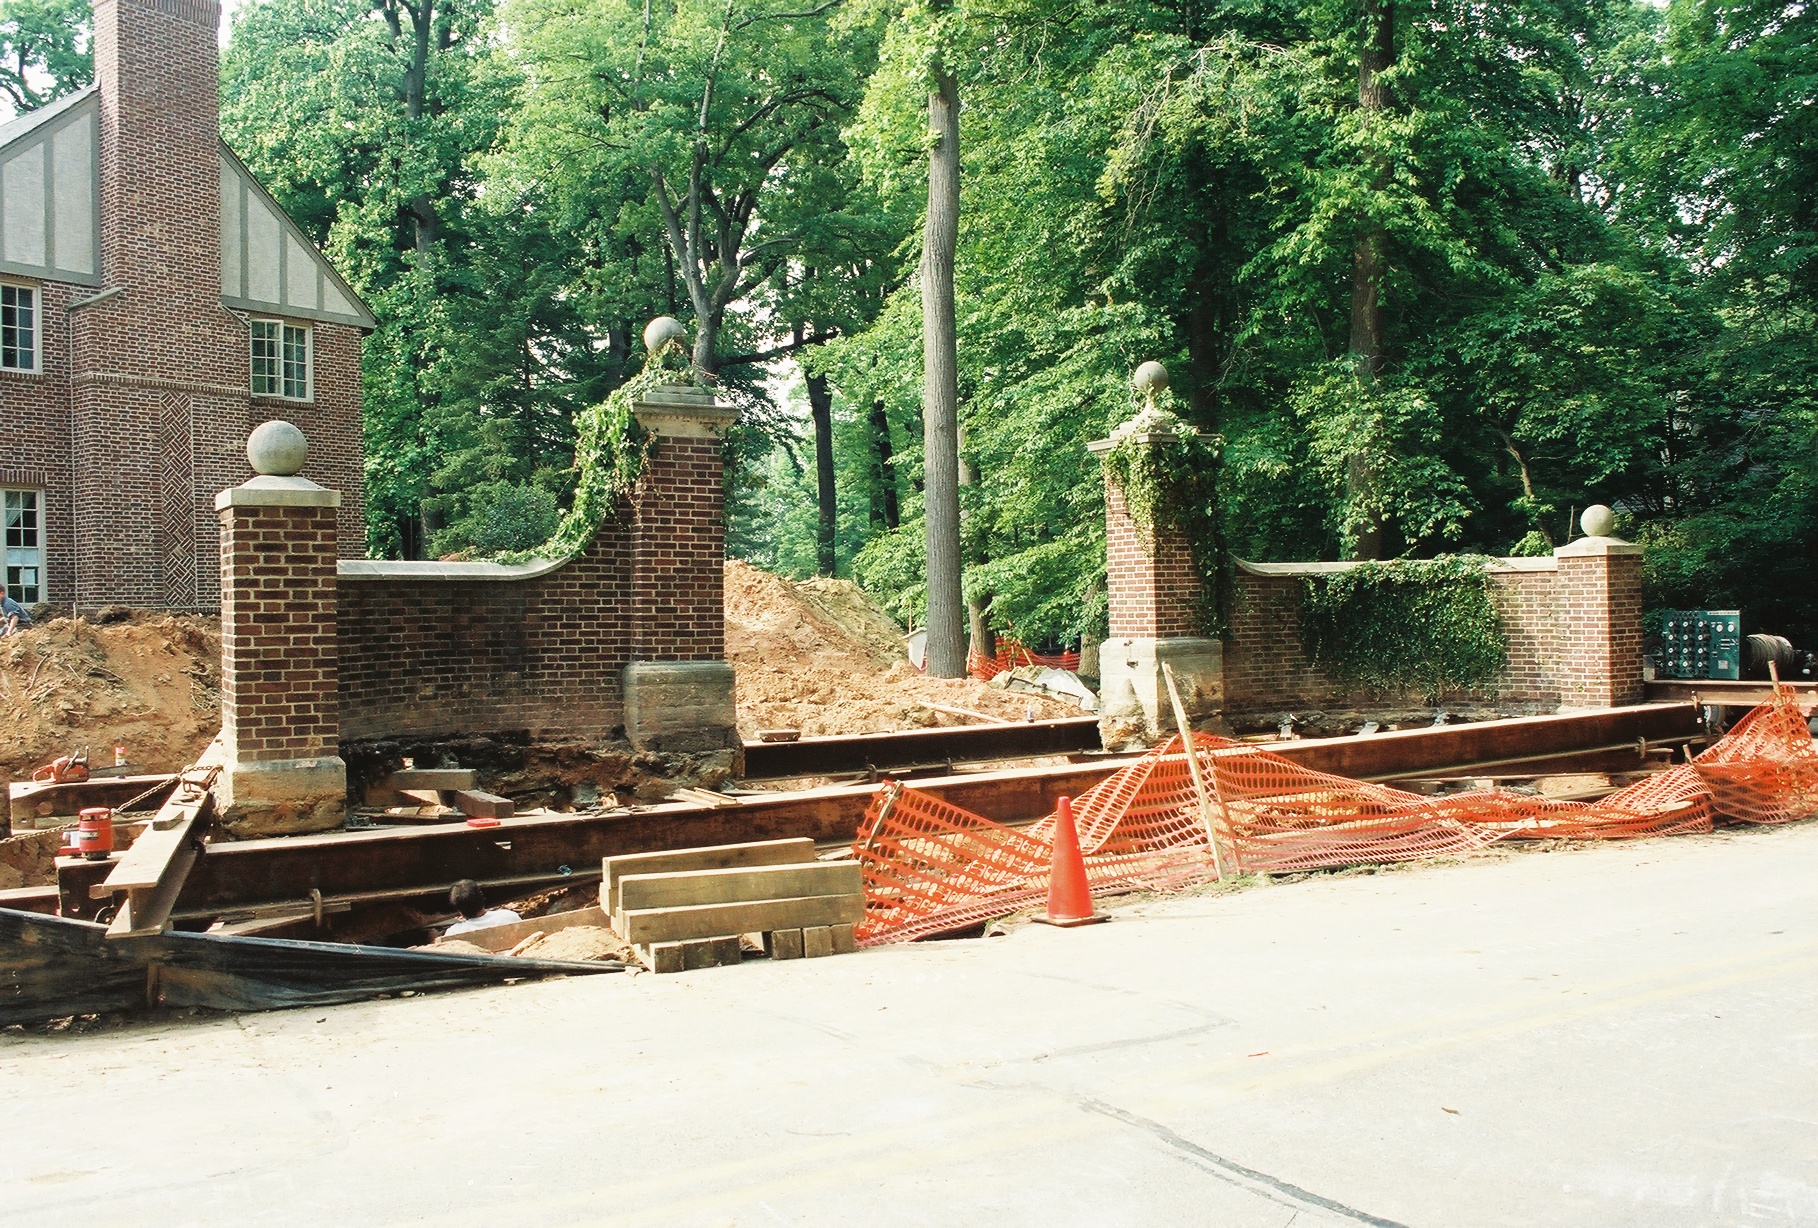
[
  {"x1": 967, "y1": 596, "x2": 995, "y2": 663},
  {"x1": 869, "y1": 400, "x2": 899, "y2": 530},
  {"x1": 804, "y1": 336, "x2": 838, "y2": 576},
  {"x1": 921, "y1": 63, "x2": 966, "y2": 677},
  {"x1": 1345, "y1": 0, "x2": 1394, "y2": 561}
]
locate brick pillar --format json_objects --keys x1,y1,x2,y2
[
  {"x1": 1088, "y1": 425, "x2": 1224, "y2": 747},
  {"x1": 622, "y1": 383, "x2": 742, "y2": 755},
  {"x1": 1554, "y1": 526, "x2": 1645, "y2": 709},
  {"x1": 211, "y1": 422, "x2": 346, "y2": 836}
]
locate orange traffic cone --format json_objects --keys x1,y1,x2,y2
[{"x1": 1034, "y1": 795, "x2": 1107, "y2": 927}]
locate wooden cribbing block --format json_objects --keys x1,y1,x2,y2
[
  {"x1": 639, "y1": 935, "x2": 742, "y2": 974},
  {"x1": 768, "y1": 928, "x2": 804, "y2": 960},
  {"x1": 452, "y1": 789, "x2": 514, "y2": 820},
  {"x1": 386, "y1": 768, "x2": 478, "y2": 792},
  {"x1": 617, "y1": 892, "x2": 865, "y2": 946},
  {"x1": 617, "y1": 860, "x2": 862, "y2": 913},
  {"x1": 802, "y1": 926, "x2": 834, "y2": 958},
  {"x1": 830, "y1": 923, "x2": 856, "y2": 954},
  {"x1": 602, "y1": 838, "x2": 816, "y2": 914}
]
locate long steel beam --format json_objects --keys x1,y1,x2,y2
[
  {"x1": 742, "y1": 716, "x2": 1103, "y2": 779},
  {"x1": 1645, "y1": 679, "x2": 1818, "y2": 707},
  {"x1": 53, "y1": 702, "x2": 1702, "y2": 923}
]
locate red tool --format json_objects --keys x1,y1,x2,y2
[
  {"x1": 73, "y1": 807, "x2": 114, "y2": 861},
  {"x1": 32, "y1": 747, "x2": 90, "y2": 784}
]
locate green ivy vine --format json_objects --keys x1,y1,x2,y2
[
  {"x1": 496, "y1": 340, "x2": 696, "y2": 565},
  {"x1": 1100, "y1": 403, "x2": 1231, "y2": 636},
  {"x1": 1297, "y1": 556, "x2": 1507, "y2": 700}
]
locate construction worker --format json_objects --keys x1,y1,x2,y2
[
  {"x1": 1, "y1": 594, "x2": 30, "y2": 638},
  {"x1": 444, "y1": 879, "x2": 522, "y2": 936}
]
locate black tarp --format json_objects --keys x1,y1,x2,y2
[{"x1": 0, "y1": 908, "x2": 619, "y2": 1025}]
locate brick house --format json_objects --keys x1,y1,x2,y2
[{"x1": 0, "y1": 0, "x2": 371, "y2": 614}]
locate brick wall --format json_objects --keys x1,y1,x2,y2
[
  {"x1": 332, "y1": 414, "x2": 729, "y2": 743},
  {"x1": 1105, "y1": 476, "x2": 1199, "y2": 639},
  {"x1": 336, "y1": 519, "x2": 635, "y2": 743},
  {"x1": 219, "y1": 503, "x2": 339, "y2": 763},
  {"x1": 0, "y1": 281, "x2": 78, "y2": 603},
  {"x1": 1221, "y1": 562, "x2": 1565, "y2": 714}
]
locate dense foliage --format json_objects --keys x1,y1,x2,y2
[
  {"x1": 1298, "y1": 557, "x2": 1508, "y2": 699},
  {"x1": 2, "y1": 0, "x2": 1810, "y2": 644}
]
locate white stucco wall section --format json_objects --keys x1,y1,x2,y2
[
  {"x1": 217, "y1": 144, "x2": 375, "y2": 329},
  {"x1": 0, "y1": 88, "x2": 101, "y2": 285}
]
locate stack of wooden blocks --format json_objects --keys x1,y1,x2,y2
[
  {"x1": 368, "y1": 768, "x2": 515, "y2": 822},
  {"x1": 603, "y1": 838, "x2": 865, "y2": 973}
]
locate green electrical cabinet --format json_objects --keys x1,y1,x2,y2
[{"x1": 1656, "y1": 609, "x2": 1742, "y2": 680}]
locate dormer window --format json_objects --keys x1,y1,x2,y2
[
  {"x1": 251, "y1": 318, "x2": 311, "y2": 400},
  {"x1": 2, "y1": 283, "x2": 39, "y2": 372}
]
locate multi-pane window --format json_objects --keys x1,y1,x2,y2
[
  {"x1": 2, "y1": 284, "x2": 37, "y2": 372},
  {"x1": 250, "y1": 319, "x2": 311, "y2": 400},
  {"x1": 5, "y1": 490, "x2": 42, "y2": 603}
]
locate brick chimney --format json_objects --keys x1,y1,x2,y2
[{"x1": 72, "y1": 0, "x2": 249, "y2": 609}]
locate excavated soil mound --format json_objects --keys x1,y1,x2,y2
[
  {"x1": 0, "y1": 614, "x2": 221, "y2": 787},
  {"x1": 725, "y1": 561, "x2": 1077, "y2": 737}
]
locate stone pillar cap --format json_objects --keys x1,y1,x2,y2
[
  {"x1": 633, "y1": 383, "x2": 740, "y2": 438},
  {"x1": 217, "y1": 475, "x2": 341, "y2": 510},
  {"x1": 1554, "y1": 534, "x2": 1641, "y2": 558}
]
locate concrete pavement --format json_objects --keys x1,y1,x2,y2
[{"x1": 4, "y1": 822, "x2": 1816, "y2": 1227}]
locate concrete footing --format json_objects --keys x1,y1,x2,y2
[
  {"x1": 1097, "y1": 636, "x2": 1225, "y2": 747},
  {"x1": 212, "y1": 749, "x2": 348, "y2": 839},
  {"x1": 623, "y1": 660, "x2": 740, "y2": 755}
]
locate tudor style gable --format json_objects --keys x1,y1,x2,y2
[
  {"x1": 0, "y1": 88, "x2": 101, "y2": 287},
  {"x1": 219, "y1": 147, "x2": 373, "y2": 329}
]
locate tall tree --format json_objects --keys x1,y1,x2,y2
[
  {"x1": 0, "y1": 0, "x2": 88, "y2": 115},
  {"x1": 919, "y1": 1, "x2": 965, "y2": 675}
]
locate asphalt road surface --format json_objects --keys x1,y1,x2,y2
[{"x1": 5, "y1": 822, "x2": 1815, "y2": 1227}]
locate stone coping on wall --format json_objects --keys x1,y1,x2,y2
[
  {"x1": 337, "y1": 557, "x2": 568, "y2": 582},
  {"x1": 1233, "y1": 555, "x2": 1559, "y2": 576}
]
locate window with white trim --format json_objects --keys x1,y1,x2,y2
[
  {"x1": 250, "y1": 318, "x2": 312, "y2": 400},
  {"x1": 1, "y1": 283, "x2": 39, "y2": 372},
  {"x1": 5, "y1": 489, "x2": 43, "y2": 603}
]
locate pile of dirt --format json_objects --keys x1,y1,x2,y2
[
  {"x1": 725, "y1": 561, "x2": 1079, "y2": 737},
  {"x1": 516, "y1": 926, "x2": 633, "y2": 963},
  {"x1": 0, "y1": 614, "x2": 221, "y2": 786}
]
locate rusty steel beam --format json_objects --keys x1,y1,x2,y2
[
  {"x1": 741, "y1": 716, "x2": 1103, "y2": 779},
  {"x1": 53, "y1": 703, "x2": 1702, "y2": 923},
  {"x1": 8, "y1": 774, "x2": 178, "y2": 826},
  {"x1": 1644, "y1": 680, "x2": 1818, "y2": 707}
]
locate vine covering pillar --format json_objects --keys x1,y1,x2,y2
[{"x1": 1088, "y1": 364, "x2": 1226, "y2": 747}]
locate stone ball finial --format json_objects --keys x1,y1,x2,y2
[
  {"x1": 1133, "y1": 361, "x2": 1169, "y2": 397},
  {"x1": 247, "y1": 420, "x2": 307, "y2": 477},
  {"x1": 1581, "y1": 504, "x2": 1616, "y2": 538},
  {"x1": 644, "y1": 316, "x2": 688, "y2": 355}
]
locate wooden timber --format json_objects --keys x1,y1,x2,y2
[
  {"x1": 8, "y1": 773, "x2": 177, "y2": 826},
  {"x1": 617, "y1": 893, "x2": 865, "y2": 945},
  {"x1": 602, "y1": 837, "x2": 817, "y2": 913},
  {"x1": 618, "y1": 861, "x2": 862, "y2": 913}
]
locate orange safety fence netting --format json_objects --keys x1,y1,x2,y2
[
  {"x1": 851, "y1": 696, "x2": 1818, "y2": 946},
  {"x1": 966, "y1": 638, "x2": 1083, "y2": 681}
]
